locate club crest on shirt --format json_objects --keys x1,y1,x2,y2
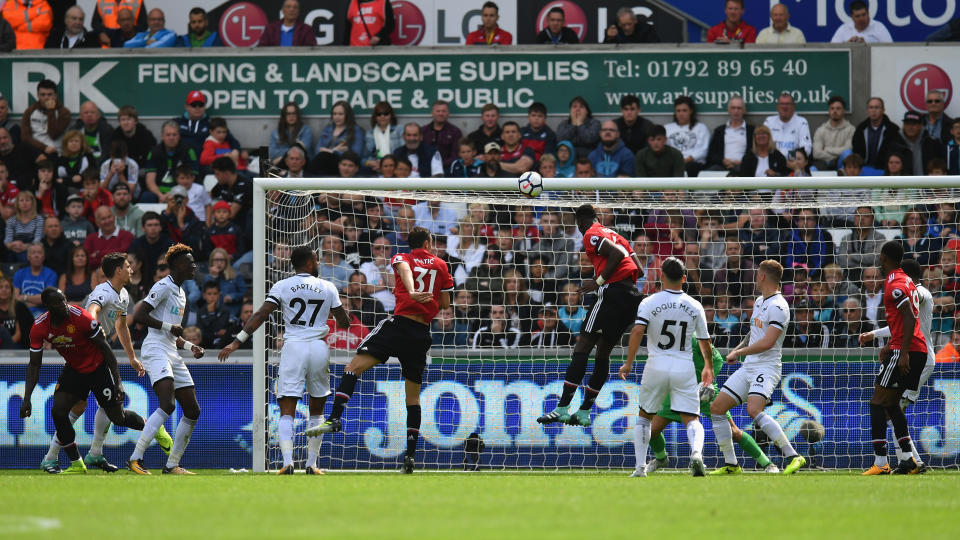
[
  {"x1": 589, "y1": 236, "x2": 600, "y2": 247},
  {"x1": 892, "y1": 288, "x2": 903, "y2": 299},
  {"x1": 66, "y1": 324, "x2": 76, "y2": 334}
]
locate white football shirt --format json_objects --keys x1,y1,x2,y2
[
  {"x1": 86, "y1": 282, "x2": 130, "y2": 338},
  {"x1": 141, "y1": 276, "x2": 186, "y2": 351},
  {"x1": 266, "y1": 273, "x2": 341, "y2": 342},
  {"x1": 635, "y1": 289, "x2": 710, "y2": 371},
  {"x1": 744, "y1": 292, "x2": 790, "y2": 368}
]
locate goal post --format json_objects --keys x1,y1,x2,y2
[{"x1": 252, "y1": 175, "x2": 960, "y2": 473}]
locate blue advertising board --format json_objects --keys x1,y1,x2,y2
[{"x1": 2, "y1": 362, "x2": 958, "y2": 470}]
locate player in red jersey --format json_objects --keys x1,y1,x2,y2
[
  {"x1": 538, "y1": 204, "x2": 644, "y2": 427},
  {"x1": 306, "y1": 227, "x2": 454, "y2": 473},
  {"x1": 20, "y1": 288, "x2": 146, "y2": 474},
  {"x1": 864, "y1": 241, "x2": 928, "y2": 476}
]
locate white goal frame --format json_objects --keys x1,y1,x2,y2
[{"x1": 251, "y1": 175, "x2": 960, "y2": 472}]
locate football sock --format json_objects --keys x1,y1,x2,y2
[
  {"x1": 884, "y1": 405, "x2": 914, "y2": 455},
  {"x1": 712, "y1": 414, "x2": 738, "y2": 465},
  {"x1": 649, "y1": 432, "x2": 668, "y2": 461},
  {"x1": 45, "y1": 411, "x2": 82, "y2": 461},
  {"x1": 737, "y1": 431, "x2": 772, "y2": 468},
  {"x1": 406, "y1": 405, "x2": 421, "y2": 458},
  {"x1": 330, "y1": 371, "x2": 358, "y2": 419},
  {"x1": 306, "y1": 415, "x2": 324, "y2": 469},
  {"x1": 558, "y1": 352, "x2": 589, "y2": 407},
  {"x1": 686, "y1": 419, "x2": 705, "y2": 457},
  {"x1": 88, "y1": 407, "x2": 112, "y2": 457},
  {"x1": 62, "y1": 442, "x2": 80, "y2": 462},
  {"x1": 910, "y1": 439, "x2": 923, "y2": 465},
  {"x1": 579, "y1": 385, "x2": 600, "y2": 411},
  {"x1": 632, "y1": 416, "x2": 651, "y2": 471},
  {"x1": 754, "y1": 412, "x2": 798, "y2": 457},
  {"x1": 166, "y1": 416, "x2": 198, "y2": 469},
  {"x1": 869, "y1": 403, "x2": 887, "y2": 466},
  {"x1": 278, "y1": 415, "x2": 294, "y2": 468},
  {"x1": 579, "y1": 356, "x2": 609, "y2": 410},
  {"x1": 131, "y1": 408, "x2": 169, "y2": 461}
]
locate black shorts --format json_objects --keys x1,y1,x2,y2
[
  {"x1": 357, "y1": 316, "x2": 432, "y2": 384},
  {"x1": 57, "y1": 362, "x2": 118, "y2": 407},
  {"x1": 581, "y1": 280, "x2": 642, "y2": 340},
  {"x1": 876, "y1": 350, "x2": 927, "y2": 392}
]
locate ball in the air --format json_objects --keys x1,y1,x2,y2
[
  {"x1": 799, "y1": 419, "x2": 825, "y2": 443},
  {"x1": 518, "y1": 171, "x2": 543, "y2": 198}
]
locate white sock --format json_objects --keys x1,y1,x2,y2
[
  {"x1": 875, "y1": 454, "x2": 889, "y2": 467},
  {"x1": 131, "y1": 409, "x2": 169, "y2": 461},
  {"x1": 88, "y1": 408, "x2": 112, "y2": 457},
  {"x1": 910, "y1": 439, "x2": 923, "y2": 465},
  {"x1": 755, "y1": 412, "x2": 798, "y2": 457},
  {"x1": 686, "y1": 419, "x2": 705, "y2": 457},
  {"x1": 165, "y1": 416, "x2": 198, "y2": 469},
  {"x1": 279, "y1": 415, "x2": 294, "y2": 468},
  {"x1": 44, "y1": 411, "x2": 82, "y2": 462},
  {"x1": 306, "y1": 415, "x2": 324, "y2": 469},
  {"x1": 711, "y1": 414, "x2": 738, "y2": 465},
  {"x1": 633, "y1": 417, "x2": 651, "y2": 471}
]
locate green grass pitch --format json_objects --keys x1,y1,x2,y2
[{"x1": 1, "y1": 469, "x2": 959, "y2": 539}]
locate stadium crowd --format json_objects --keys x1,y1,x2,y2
[{"x1": 0, "y1": 1, "x2": 959, "y2": 359}]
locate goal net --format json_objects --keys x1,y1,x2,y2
[{"x1": 252, "y1": 176, "x2": 960, "y2": 472}]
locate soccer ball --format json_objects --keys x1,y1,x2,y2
[{"x1": 518, "y1": 171, "x2": 543, "y2": 198}]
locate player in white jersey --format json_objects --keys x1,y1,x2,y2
[
  {"x1": 859, "y1": 259, "x2": 932, "y2": 473},
  {"x1": 621, "y1": 257, "x2": 714, "y2": 477},
  {"x1": 38, "y1": 253, "x2": 171, "y2": 473},
  {"x1": 710, "y1": 259, "x2": 807, "y2": 474},
  {"x1": 127, "y1": 244, "x2": 205, "y2": 475},
  {"x1": 220, "y1": 246, "x2": 351, "y2": 475}
]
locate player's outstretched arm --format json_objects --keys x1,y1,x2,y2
[
  {"x1": 697, "y1": 338, "x2": 715, "y2": 387},
  {"x1": 621, "y1": 324, "x2": 646, "y2": 380},
  {"x1": 20, "y1": 350, "x2": 43, "y2": 418},
  {"x1": 580, "y1": 240, "x2": 626, "y2": 294},
  {"x1": 861, "y1": 325, "x2": 891, "y2": 346},
  {"x1": 218, "y1": 301, "x2": 278, "y2": 361},
  {"x1": 133, "y1": 301, "x2": 183, "y2": 337},
  {"x1": 115, "y1": 314, "x2": 144, "y2": 376},
  {"x1": 727, "y1": 326, "x2": 782, "y2": 362}
]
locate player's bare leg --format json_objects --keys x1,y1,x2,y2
[
  {"x1": 128, "y1": 378, "x2": 177, "y2": 474},
  {"x1": 276, "y1": 396, "x2": 299, "y2": 475},
  {"x1": 402, "y1": 379, "x2": 422, "y2": 474},
  {"x1": 162, "y1": 386, "x2": 200, "y2": 475},
  {"x1": 539, "y1": 333, "x2": 603, "y2": 425},
  {"x1": 306, "y1": 353, "x2": 380, "y2": 436},
  {"x1": 305, "y1": 395, "x2": 327, "y2": 475},
  {"x1": 42, "y1": 399, "x2": 89, "y2": 473}
]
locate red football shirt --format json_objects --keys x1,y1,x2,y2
[
  {"x1": 30, "y1": 305, "x2": 104, "y2": 373},
  {"x1": 582, "y1": 222, "x2": 639, "y2": 284},
  {"x1": 883, "y1": 268, "x2": 928, "y2": 353},
  {"x1": 391, "y1": 248, "x2": 454, "y2": 323}
]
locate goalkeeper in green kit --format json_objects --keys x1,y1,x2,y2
[{"x1": 642, "y1": 336, "x2": 779, "y2": 475}]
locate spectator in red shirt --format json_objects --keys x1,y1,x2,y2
[
  {"x1": 80, "y1": 170, "x2": 113, "y2": 223},
  {"x1": 84, "y1": 206, "x2": 133, "y2": 271},
  {"x1": 707, "y1": 0, "x2": 757, "y2": 43},
  {"x1": 465, "y1": 2, "x2": 512, "y2": 45},
  {"x1": 421, "y1": 100, "x2": 462, "y2": 169},
  {"x1": 499, "y1": 122, "x2": 536, "y2": 175}
]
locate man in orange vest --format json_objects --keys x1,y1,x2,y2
[
  {"x1": 91, "y1": 0, "x2": 147, "y2": 35},
  {"x1": 2, "y1": 0, "x2": 53, "y2": 50}
]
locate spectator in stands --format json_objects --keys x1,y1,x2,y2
[
  {"x1": 573, "y1": 157, "x2": 596, "y2": 179},
  {"x1": 833, "y1": 297, "x2": 875, "y2": 347},
  {"x1": 947, "y1": 119, "x2": 960, "y2": 175},
  {"x1": 498, "y1": 122, "x2": 536, "y2": 175},
  {"x1": 0, "y1": 275, "x2": 29, "y2": 347},
  {"x1": 45, "y1": 6, "x2": 98, "y2": 49},
  {"x1": 784, "y1": 299, "x2": 827, "y2": 348},
  {"x1": 520, "y1": 102, "x2": 556, "y2": 162},
  {"x1": 336, "y1": 151, "x2": 361, "y2": 178},
  {"x1": 176, "y1": 91, "x2": 234, "y2": 156},
  {"x1": 936, "y1": 330, "x2": 960, "y2": 362},
  {"x1": 432, "y1": 305, "x2": 468, "y2": 347},
  {"x1": 5, "y1": 190, "x2": 43, "y2": 262},
  {"x1": 739, "y1": 125, "x2": 788, "y2": 177},
  {"x1": 478, "y1": 142, "x2": 510, "y2": 178},
  {"x1": 756, "y1": 3, "x2": 805, "y2": 44},
  {"x1": 179, "y1": 7, "x2": 221, "y2": 47},
  {"x1": 665, "y1": 96, "x2": 709, "y2": 177},
  {"x1": 837, "y1": 206, "x2": 883, "y2": 282},
  {"x1": 110, "y1": 182, "x2": 143, "y2": 238},
  {"x1": 707, "y1": 95, "x2": 753, "y2": 172},
  {"x1": 188, "y1": 248, "x2": 245, "y2": 316},
  {"x1": 536, "y1": 6, "x2": 579, "y2": 44},
  {"x1": 201, "y1": 117, "x2": 248, "y2": 171},
  {"x1": 128, "y1": 210, "x2": 170, "y2": 279},
  {"x1": 364, "y1": 102, "x2": 402, "y2": 172},
  {"x1": 100, "y1": 140, "x2": 138, "y2": 197},
  {"x1": 928, "y1": 202, "x2": 957, "y2": 239},
  {"x1": 281, "y1": 145, "x2": 308, "y2": 179},
  {"x1": 785, "y1": 208, "x2": 834, "y2": 273},
  {"x1": 112, "y1": 105, "x2": 156, "y2": 169},
  {"x1": 448, "y1": 139, "x2": 482, "y2": 178},
  {"x1": 259, "y1": 0, "x2": 315, "y2": 46},
  {"x1": 466, "y1": 2, "x2": 512, "y2": 45},
  {"x1": 385, "y1": 205, "x2": 416, "y2": 254},
  {"x1": 314, "y1": 101, "x2": 365, "y2": 166},
  {"x1": 467, "y1": 247, "x2": 505, "y2": 306},
  {"x1": 532, "y1": 211, "x2": 574, "y2": 281},
  {"x1": 318, "y1": 235, "x2": 351, "y2": 291},
  {"x1": 0, "y1": 97, "x2": 19, "y2": 145},
  {"x1": 143, "y1": 120, "x2": 198, "y2": 203},
  {"x1": 159, "y1": 185, "x2": 200, "y2": 245},
  {"x1": 897, "y1": 207, "x2": 942, "y2": 267},
  {"x1": 635, "y1": 124, "x2": 684, "y2": 178},
  {"x1": 556, "y1": 96, "x2": 600, "y2": 159},
  {"x1": 713, "y1": 239, "x2": 756, "y2": 299},
  {"x1": 57, "y1": 131, "x2": 95, "y2": 196},
  {"x1": 392, "y1": 123, "x2": 442, "y2": 178},
  {"x1": 344, "y1": 272, "x2": 388, "y2": 329},
  {"x1": 823, "y1": 262, "x2": 859, "y2": 305},
  {"x1": 738, "y1": 208, "x2": 780, "y2": 266},
  {"x1": 471, "y1": 303, "x2": 520, "y2": 348},
  {"x1": 537, "y1": 154, "x2": 557, "y2": 178},
  {"x1": 0, "y1": 14, "x2": 16, "y2": 52},
  {"x1": 413, "y1": 200, "x2": 456, "y2": 237},
  {"x1": 899, "y1": 110, "x2": 944, "y2": 177},
  {"x1": 921, "y1": 90, "x2": 952, "y2": 143},
  {"x1": 603, "y1": 7, "x2": 659, "y2": 43},
  {"x1": 99, "y1": 7, "x2": 139, "y2": 48},
  {"x1": 61, "y1": 194, "x2": 92, "y2": 246},
  {"x1": 557, "y1": 282, "x2": 587, "y2": 334},
  {"x1": 808, "y1": 278, "x2": 836, "y2": 323},
  {"x1": 72, "y1": 101, "x2": 113, "y2": 162},
  {"x1": 2, "y1": 0, "x2": 52, "y2": 49},
  {"x1": 0, "y1": 127, "x2": 37, "y2": 186},
  {"x1": 34, "y1": 165, "x2": 58, "y2": 217},
  {"x1": 40, "y1": 215, "x2": 69, "y2": 274},
  {"x1": 528, "y1": 304, "x2": 573, "y2": 347},
  {"x1": 269, "y1": 102, "x2": 313, "y2": 166},
  {"x1": 194, "y1": 281, "x2": 232, "y2": 348},
  {"x1": 468, "y1": 104, "x2": 502, "y2": 151},
  {"x1": 92, "y1": 0, "x2": 147, "y2": 36},
  {"x1": 173, "y1": 166, "x2": 209, "y2": 224},
  {"x1": 502, "y1": 268, "x2": 537, "y2": 335},
  {"x1": 207, "y1": 200, "x2": 244, "y2": 257},
  {"x1": 21, "y1": 79, "x2": 70, "y2": 159},
  {"x1": 123, "y1": 8, "x2": 175, "y2": 48},
  {"x1": 80, "y1": 170, "x2": 113, "y2": 223},
  {"x1": 58, "y1": 246, "x2": 93, "y2": 306},
  {"x1": 13, "y1": 243, "x2": 56, "y2": 316},
  {"x1": 852, "y1": 97, "x2": 899, "y2": 171},
  {"x1": 421, "y1": 100, "x2": 461, "y2": 168},
  {"x1": 861, "y1": 265, "x2": 884, "y2": 326},
  {"x1": 589, "y1": 121, "x2": 634, "y2": 178},
  {"x1": 830, "y1": 0, "x2": 892, "y2": 43},
  {"x1": 614, "y1": 95, "x2": 653, "y2": 155},
  {"x1": 812, "y1": 96, "x2": 854, "y2": 169},
  {"x1": 0, "y1": 161, "x2": 16, "y2": 219},
  {"x1": 764, "y1": 92, "x2": 812, "y2": 169},
  {"x1": 85, "y1": 206, "x2": 134, "y2": 274},
  {"x1": 358, "y1": 235, "x2": 396, "y2": 310},
  {"x1": 707, "y1": 0, "x2": 756, "y2": 43},
  {"x1": 554, "y1": 141, "x2": 575, "y2": 177},
  {"x1": 345, "y1": 0, "x2": 394, "y2": 46}
]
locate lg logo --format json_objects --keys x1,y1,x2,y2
[
  {"x1": 219, "y1": 2, "x2": 267, "y2": 48},
  {"x1": 900, "y1": 64, "x2": 952, "y2": 112},
  {"x1": 391, "y1": 1, "x2": 426, "y2": 46}
]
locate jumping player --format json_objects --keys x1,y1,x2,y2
[
  {"x1": 219, "y1": 246, "x2": 351, "y2": 475},
  {"x1": 305, "y1": 227, "x2": 454, "y2": 473},
  {"x1": 21, "y1": 288, "x2": 146, "y2": 474},
  {"x1": 538, "y1": 204, "x2": 643, "y2": 427}
]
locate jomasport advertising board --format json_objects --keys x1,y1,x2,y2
[
  {"x1": 2, "y1": 361, "x2": 958, "y2": 470},
  {"x1": 869, "y1": 45, "x2": 960, "y2": 124}
]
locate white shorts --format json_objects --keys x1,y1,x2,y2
[
  {"x1": 902, "y1": 352, "x2": 936, "y2": 404},
  {"x1": 637, "y1": 364, "x2": 700, "y2": 416},
  {"x1": 720, "y1": 364, "x2": 781, "y2": 404},
  {"x1": 277, "y1": 340, "x2": 331, "y2": 399},
  {"x1": 143, "y1": 346, "x2": 194, "y2": 390}
]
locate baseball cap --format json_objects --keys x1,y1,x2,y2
[
  {"x1": 111, "y1": 182, "x2": 130, "y2": 194},
  {"x1": 66, "y1": 194, "x2": 83, "y2": 205},
  {"x1": 484, "y1": 142, "x2": 501, "y2": 153},
  {"x1": 168, "y1": 185, "x2": 188, "y2": 199},
  {"x1": 213, "y1": 200, "x2": 231, "y2": 212},
  {"x1": 186, "y1": 90, "x2": 207, "y2": 106},
  {"x1": 903, "y1": 110, "x2": 922, "y2": 123}
]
